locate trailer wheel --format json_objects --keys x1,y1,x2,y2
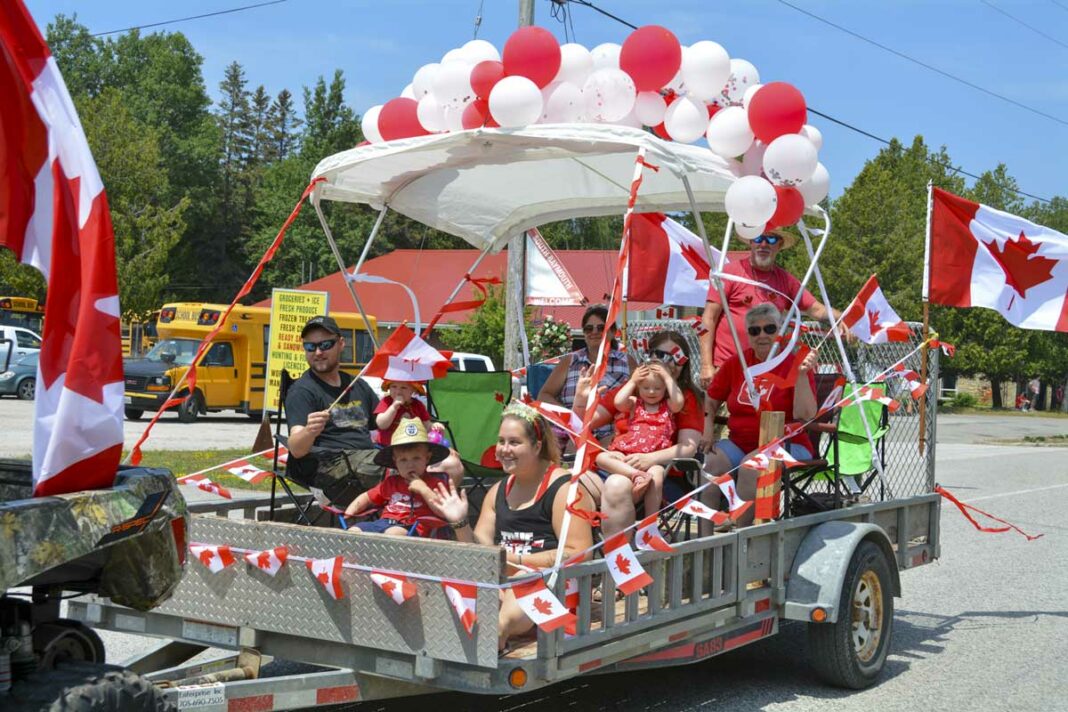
[
  {"x1": 176, "y1": 391, "x2": 202, "y2": 423},
  {"x1": 11, "y1": 662, "x2": 174, "y2": 712},
  {"x1": 34, "y1": 620, "x2": 106, "y2": 667},
  {"x1": 807, "y1": 540, "x2": 894, "y2": 689}
]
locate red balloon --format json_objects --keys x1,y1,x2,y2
[
  {"x1": 462, "y1": 99, "x2": 489, "y2": 129},
  {"x1": 707, "y1": 103, "x2": 720, "y2": 120},
  {"x1": 470, "y1": 60, "x2": 505, "y2": 100},
  {"x1": 378, "y1": 97, "x2": 428, "y2": 141},
  {"x1": 768, "y1": 186, "x2": 805, "y2": 228},
  {"x1": 747, "y1": 81, "x2": 807, "y2": 144},
  {"x1": 652, "y1": 122, "x2": 672, "y2": 141},
  {"x1": 620, "y1": 25, "x2": 682, "y2": 92},
  {"x1": 502, "y1": 26, "x2": 561, "y2": 88}
]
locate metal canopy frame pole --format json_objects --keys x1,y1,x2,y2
[
  {"x1": 353, "y1": 205, "x2": 389, "y2": 276},
  {"x1": 313, "y1": 195, "x2": 379, "y2": 350}
]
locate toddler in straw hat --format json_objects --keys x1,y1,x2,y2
[{"x1": 345, "y1": 417, "x2": 454, "y2": 537}]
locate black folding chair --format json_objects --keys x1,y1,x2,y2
[{"x1": 268, "y1": 369, "x2": 320, "y2": 525}]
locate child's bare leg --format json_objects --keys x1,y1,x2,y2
[
  {"x1": 383, "y1": 526, "x2": 409, "y2": 536},
  {"x1": 498, "y1": 588, "x2": 534, "y2": 651},
  {"x1": 595, "y1": 451, "x2": 644, "y2": 479},
  {"x1": 642, "y1": 465, "x2": 665, "y2": 518}
]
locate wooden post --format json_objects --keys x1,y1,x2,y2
[
  {"x1": 919, "y1": 302, "x2": 929, "y2": 456},
  {"x1": 754, "y1": 411, "x2": 785, "y2": 524}
]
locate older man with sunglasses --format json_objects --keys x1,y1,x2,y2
[
  {"x1": 284, "y1": 315, "x2": 383, "y2": 506},
  {"x1": 698, "y1": 229, "x2": 837, "y2": 388}
]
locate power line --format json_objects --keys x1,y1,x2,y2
[
  {"x1": 1050, "y1": 0, "x2": 1068, "y2": 14},
  {"x1": 980, "y1": 0, "x2": 1068, "y2": 51},
  {"x1": 772, "y1": 0, "x2": 1068, "y2": 127},
  {"x1": 565, "y1": 0, "x2": 1052, "y2": 204},
  {"x1": 91, "y1": 0, "x2": 288, "y2": 37}
]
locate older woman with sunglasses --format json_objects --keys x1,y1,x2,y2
[
  {"x1": 700, "y1": 303, "x2": 817, "y2": 527},
  {"x1": 537, "y1": 304, "x2": 634, "y2": 445}
]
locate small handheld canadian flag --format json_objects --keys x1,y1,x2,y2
[
  {"x1": 180, "y1": 476, "x2": 232, "y2": 500},
  {"x1": 306, "y1": 557, "x2": 345, "y2": 600},
  {"x1": 841, "y1": 275, "x2": 911, "y2": 344},
  {"x1": 673, "y1": 495, "x2": 729, "y2": 525},
  {"x1": 244, "y1": 546, "x2": 288, "y2": 577},
  {"x1": 190, "y1": 544, "x2": 236, "y2": 574},
  {"x1": 603, "y1": 532, "x2": 653, "y2": 596},
  {"x1": 512, "y1": 578, "x2": 577, "y2": 633},
  {"x1": 635, "y1": 514, "x2": 673, "y2": 553},
  {"x1": 442, "y1": 580, "x2": 478, "y2": 636},
  {"x1": 371, "y1": 571, "x2": 418, "y2": 605}
]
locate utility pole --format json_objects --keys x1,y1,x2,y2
[{"x1": 503, "y1": 0, "x2": 535, "y2": 372}]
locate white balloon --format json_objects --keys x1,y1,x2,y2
[
  {"x1": 591, "y1": 42, "x2": 621, "y2": 71},
  {"x1": 582, "y1": 68, "x2": 635, "y2": 122},
  {"x1": 742, "y1": 83, "x2": 763, "y2": 111},
  {"x1": 619, "y1": 108, "x2": 643, "y2": 128},
  {"x1": 489, "y1": 75, "x2": 543, "y2": 127},
  {"x1": 800, "y1": 124, "x2": 823, "y2": 151},
  {"x1": 741, "y1": 140, "x2": 767, "y2": 176},
  {"x1": 441, "y1": 47, "x2": 467, "y2": 64},
  {"x1": 555, "y1": 43, "x2": 594, "y2": 86},
  {"x1": 416, "y1": 95, "x2": 447, "y2": 132},
  {"x1": 763, "y1": 134, "x2": 818, "y2": 187},
  {"x1": 443, "y1": 103, "x2": 466, "y2": 132},
  {"x1": 361, "y1": 104, "x2": 383, "y2": 143},
  {"x1": 735, "y1": 223, "x2": 764, "y2": 240},
  {"x1": 722, "y1": 58, "x2": 760, "y2": 105},
  {"x1": 401, "y1": 83, "x2": 415, "y2": 100},
  {"x1": 798, "y1": 162, "x2": 830, "y2": 205},
  {"x1": 664, "y1": 95, "x2": 708, "y2": 143},
  {"x1": 725, "y1": 176, "x2": 777, "y2": 226},
  {"x1": 664, "y1": 65, "x2": 686, "y2": 94},
  {"x1": 541, "y1": 81, "x2": 584, "y2": 123},
  {"x1": 432, "y1": 61, "x2": 474, "y2": 108},
  {"x1": 706, "y1": 106, "x2": 754, "y2": 158},
  {"x1": 633, "y1": 91, "x2": 667, "y2": 126},
  {"x1": 461, "y1": 38, "x2": 500, "y2": 64},
  {"x1": 412, "y1": 63, "x2": 440, "y2": 99},
  {"x1": 682, "y1": 40, "x2": 730, "y2": 101}
]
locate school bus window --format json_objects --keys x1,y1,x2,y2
[
  {"x1": 356, "y1": 332, "x2": 374, "y2": 364},
  {"x1": 339, "y1": 329, "x2": 355, "y2": 363},
  {"x1": 204, "y1": 342, "x2": 234, "y2": 367}
]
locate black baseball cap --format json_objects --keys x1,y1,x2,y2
[{"x1": 301, "y1": 315, "x2": 341, "y2": 338}]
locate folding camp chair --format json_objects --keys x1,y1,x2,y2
[
  {"x1": 426, "y1": 370, "x2": 512, "y2": 517},
  {"x1": 268, "y1": 369, "x2": 321, "y2": 525},
  {"x1": 783, "y1": 383, "x2": 889, "y2": 517},
  {"x1": 526, "y1": 362, "x2": 554, "y2": 400}
]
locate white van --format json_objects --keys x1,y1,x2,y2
[
  {"x1": 448, "y1": 352, "x2": 494, "y2": 372},
  {"x1": 0, "y1": 326, "x2": 42, "y2": 368}
]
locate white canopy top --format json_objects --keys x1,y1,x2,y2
[{"x1": 311, "y1": 124, "x2": 741, "y2": 252}]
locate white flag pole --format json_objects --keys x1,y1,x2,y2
[{"x1": 922, "y1": 181, "x2": 934, "y2": 302}]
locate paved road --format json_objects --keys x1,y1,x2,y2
[{"x1": 77, "y1": 413, "x2": 1067, "y2": 712}]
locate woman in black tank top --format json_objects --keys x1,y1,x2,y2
[{"x1": 430, "y1": 405, "x2": 594, "y2": 652}]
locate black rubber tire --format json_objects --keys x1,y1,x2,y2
[
  {"x1": 807, "y1": 540, "x2": 894, "y2": 689},
  {"x1": 10, "y1": 662, "x2": 174, "y2": 712},
  {"x1": 17, "y1": 377, "x2": 35, "y2": 400},
  {"x1": 246, "y1": 410, "x2": 264, "y2": 420},
  {"x1": 33, "y1": 620, "x2": 106, "y2": 667},
  {"x1": 124, "y1": 408, "x2": 144, "y2": 420},
  {"x1": 176, "y1": 391, "x2": 201, "y2": 423}
]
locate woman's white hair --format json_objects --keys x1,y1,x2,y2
[{"x1": 744, "y1": 303, "x2": 783, "y2": 328}]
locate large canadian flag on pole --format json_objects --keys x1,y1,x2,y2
[
  {"x1": 626, "y1": 213, "x2": 724, "y2": 307},
  {"x1": 926, "y1": 187, "x2": 1068, "y2": 332},
  {"x1": 0, "y1": 2, "x2": 124, "y2": 496}
]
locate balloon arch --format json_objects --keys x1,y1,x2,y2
[{"x1": 360, "y1": 25, "x2": 830, "y2": 236}]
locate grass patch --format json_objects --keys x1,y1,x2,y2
[
  {"x1": 939, "y1": 405, "x2": 1068, "y2": 418},
  {"x1": 1022, "y1": 434, "x2": 1068, "y2": 444},
  {"x1": 124, "y1": 448, "x2": 299, "y2": 492}
]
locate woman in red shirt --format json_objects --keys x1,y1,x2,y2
[{"x1": 701, "y1": 303, "x2": 817, "y2": 526}]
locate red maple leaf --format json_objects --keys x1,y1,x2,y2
[
  {"x1": 867, "y1": 308, "x2": 883, "y2": 335},
  {"x1": 532, "y1": 596, "x2": 554, "y2": 615},
  {"x1": 317, "y1": 572, "x2": 330, "y2": 585},
  {"x1": 679, "y1": 242, "x2": 711, "y2": 281},
  {"x1": 494, "y1": 391, "x2": 505, "y2": 403},
  {"x1": 198, "y1": 549, "x2": 215, "y2": 567},
  {"x1": 985, "y1": 231, "x2": 1058, "y2": 298},
  {"x1": 614, "y1": 553, "x2": 632, "y2": 576},
  {"x1": 256, "y1": 551, "x2": 272, "y2": 569},
  {"x1": 641, "y1": 530, "x2": 653, "y2": 545},
  {"x1": 381, "y1": 580, "x2": 396, "y2": 595}
]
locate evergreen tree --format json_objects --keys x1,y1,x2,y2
[{"x1": 267, "y1": 88, "x2": 301, "y2": 160}]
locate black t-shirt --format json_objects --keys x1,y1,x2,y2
[{"x1": 285, "y1": 370, "x2": 379, "y2": 452}]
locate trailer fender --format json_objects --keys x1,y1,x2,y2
[{"x1": 783, "y1": 521, "x2": 901, "y2": 623}]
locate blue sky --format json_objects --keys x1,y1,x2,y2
[{"x1": 25, "y1": 0, "x2": 1068, "y2": 204}]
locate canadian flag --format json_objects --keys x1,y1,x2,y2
[
  {"x1": 0, "y1": 3, "x2": 124, "y2": 496},
  {"x1": 227, "y1": 461, "x2": 270, "y2": 485},
  {"x1": 603, "y1": 532, "x2": 653, "y2": 595},
  {"x1": 635, "y1": 514, "x2": 673, "y2": 553},
  {"x1": 306, "y1": 556, "x2": 345, "y2": 600},
  {"x1": 364, "y1": 324, "x2": 452, "y2": 383},
  {"x1": 512, "y1": 577, "x2": 577, "y2": 632},
  {"x1": 190, "y1": 544, "x2": 236, "y2": 574},
  {"x1": 370, "y1": 571, "x2": 418, "y2": 605},
  {"x1": 714, "y1": 474, "x2": 753, "y2": 519},
  {"x1": 893, "y1": 364, "x2": 928, "y2": 400},
  {"x1": 564, "y1": 576, "x2": 579, "y2": 609},
  {"x1": 244, "y1": 546, "x2": 288, "y2": 576},
  {"x1": 841, "y1": 275, "x2": 911, "y2": 344},
  {"x1": 442, "y1": 580, "x2": 477, "y2": 636},
  {"x1": 276, "y1": 447, "x2": 289, "y2": 466},
  {"x1": 627, "y1": 214, "x2": 725, "y2": 307},
  {"x1": 673, "y1": 495, "x2": 729, "y2": 525},
  {"x1": 843, "y1": 384, "x2": 899, "y2": 412},
  {"x1": 530, "y1": 400, "x2": 583, "y2": 436},
  {"x1": 179, "y1": 475, "x2": 233, "y2": 500},
  {"x1": 525, "y1": 228, "x2": 585, "y2": 306},
  {"x1": 742, "y1": 444, "x2": 800, "y2": 471},
  {"x1": 928, "y1": 187, "x2": 1068, "y2": 331}
]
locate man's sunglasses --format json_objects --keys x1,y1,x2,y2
[
  {"x1": 753, "y1": 234, "x2": 781, "y2": 246},
  {"x1": 747, "y1": 324, "x2": 779, "y2": 337},
  {"x1": 582, "y1": 323, "x2": 606, "y2": 334},
  {"x1": 302, "y1": 338, "x2": 338, "y2": 353}
]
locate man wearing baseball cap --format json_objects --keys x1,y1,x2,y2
[{"x1": 285, "y1": 315, "x2": 382, "y2": 505}]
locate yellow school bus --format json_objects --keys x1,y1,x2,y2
[
  {"x1": 121, "y1": 302, "x2": 376, "y2": 422},
  {"x1": 120, "y1": 310, "x2": 160, "y2": 357},
  {"x1": 0, "y1": 296, "x2": 45, "y2": 334}
]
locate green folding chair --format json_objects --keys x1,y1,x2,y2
[
  {"x1": 426, "y1": 370, "x2": 512, "y2": 516},
  {"x1": 784, "y1": 384, "x2": 889, "y2": 516}
]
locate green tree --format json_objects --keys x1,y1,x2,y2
[
  {"x1": 267, "y1": 88, "x2": 301, "y2": 160},
  {"x1": 439, "y1": 286, "x2": 532, "y2": 367}
]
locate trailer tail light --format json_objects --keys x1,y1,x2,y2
[
  {"x1": 170, "y1": 517, "x2": 187, "y2": 566},
  {"x1": 810, "y1": 607, "x2": 827, "y2": 623},
  {"x1": 197, "y1": 310, "x2": 221, "y2": 326},
  {"x1": 508, "y1": 667, "x2": 528, "y2": 689},
  {"x1": 159, "y1": 308, "x2": 176, "y2": 323}
]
